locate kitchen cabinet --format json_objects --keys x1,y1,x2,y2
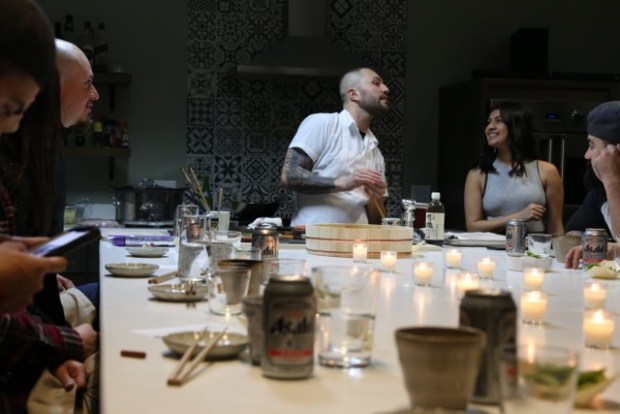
[{"x1": 438, "y1": 76, "x2": 620, "y2": 230}]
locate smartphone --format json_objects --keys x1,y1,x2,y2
[{"x1": 29, "y1": 226, "x2": 101, "y2": 257}]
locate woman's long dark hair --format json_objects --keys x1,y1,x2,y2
[
  {"x1": 0, "y1": 66, "x2": 61, "y2": 236},
  {"x1": 471, "y1": 101, "x2": 538, "y2": 177}
]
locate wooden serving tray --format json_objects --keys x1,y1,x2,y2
[{"x1": 305, "y1": 223, "x2": 413, "y2": 258}]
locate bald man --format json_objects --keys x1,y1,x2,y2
[
  {"x1": 55, "y1": 39, "x2": 99, "y2": 127},
  {"x1": 281, "y1": 67, "x2": 389, "y2": 225}
]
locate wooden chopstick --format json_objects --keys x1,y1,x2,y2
[
  {"x1": 180, "y1": 167, "x2": 211, "y2": 212},
  {"x1": 167, "y1": 328, "x2": 227, "y2": 386},
  {"x1": 148, "y1": 271, "x2": 177, "y2": 284},
  {"x1": 373, "y1": 197, "x2": 386, "y2": 219}
]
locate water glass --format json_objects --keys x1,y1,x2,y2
[
  {"x1": 207, "y1": 267, "x2": 251, "y2": 315},
  {"x1": 178, "y1": 214, "x2": 209, "y2": 282},
  {"x1": 527, "y1": 233, "x2": 552, "y2": 257},
  {"x1": 499, "y1": 344, "x2": 579, "y2": 414},
  {"x1": 313, "y1": 265, "x2": 381, "y2": 368},
  {"x1": 260, "y1": 258, "x2": 307, "y2": 292}
]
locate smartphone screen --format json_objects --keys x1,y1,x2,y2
[{"x1": 30, "y1": 227, "x2": 100, "y2": 257}]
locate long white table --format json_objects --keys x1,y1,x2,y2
[{"x1": 99, "y1": 235, "x2": 620, "y2": 413}]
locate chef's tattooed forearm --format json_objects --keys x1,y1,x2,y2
[{"x1": 281, "y1": 148, "x2": 338, "y2": 194}]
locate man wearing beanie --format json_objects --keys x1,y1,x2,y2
[{"x1": 565, "y1": 101, "x2": 620, "y2": 268}]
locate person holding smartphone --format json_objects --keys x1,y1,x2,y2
[{"x1": 0, "y1": 237, "x2": 67, "y2": 314}]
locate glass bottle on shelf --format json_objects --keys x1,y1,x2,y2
[
  {"x1": 94, "y1": 22, "x2": 108, "y2": 73},
  {"x1": 80, "y1": 21, "x2": 95, "y2": 65}
]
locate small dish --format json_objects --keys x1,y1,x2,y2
[
  {"x1": 507, "y1": 255, "x2": 553, "y2": 271},
  {"x1": 163, "y1": 330, "x2": 248, "y2": 360},
  {"x1": 126, "y1": 246, "x2": 169, "y2": 258},
  {"x1": 148, "y1": 283, "x2": 208, "y2": 302},
  {"x1": 105, "y1": 263, "x2": 159, "y2": 277},
  {"x1": 586, "y1": 260, "x2": 620, "y2": 280}
]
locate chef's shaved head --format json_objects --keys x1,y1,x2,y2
[{"x1": 339, "y1": 68, "x2": 365, "y2": 103}]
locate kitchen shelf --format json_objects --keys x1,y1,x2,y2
[
  {"x1": 62, "y1": 147, "x2": 131, "y2": 157},
  {"x1": 62, "y1": 146, "x2": 131, "y2": 180}
]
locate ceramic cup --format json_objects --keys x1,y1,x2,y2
[{"x1": 395, "y1": 326, "x2": 486, "y2": 411}]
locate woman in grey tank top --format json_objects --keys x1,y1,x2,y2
[{"x1": 464, "y1": 102, "x2": 564, "y2": 235}]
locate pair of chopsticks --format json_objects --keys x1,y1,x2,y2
[
  {"x1": 373, "y1": 197, "x2": 386, "y2": 220},
  {"x1": 180, "y1": 166, "x2": 211, "y2": 212},
  {"x1": 167, "y1": 328, "x2": 227, "y2": 386},
  {"x1": 148, "y1": 271, "x2": 177, "y2": 285}
]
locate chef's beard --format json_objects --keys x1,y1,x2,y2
[{"x1": 583, "y1": 161, "x2": 604, "y2": 190}]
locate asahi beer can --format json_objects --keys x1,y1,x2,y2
[
  {"x1": 459, "y1": 288, "x2": 517, "y2": 404},
  {"x1": 582, "y1": 228, "x2": 608, "y2": 265},
  {"x1": 261, "y1": 275, "x2": 316, "y2": 379},
  {"x1": 505, "y1": 219, "x2": 526, "y2": 256},
  {"x1": 252, "y1": 224, "x2": 279, "y2": 258}
]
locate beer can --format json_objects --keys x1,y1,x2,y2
[
  {"x1": 459, "y1": 288, "x2": 517, "y2": 404},
  {"x1": 252, "y1": 224, "x2": 279, "y2": 258},
  {"x1": 582, "y1": 228, "x2": 608, "y2": 265},
  {"x1": 505, "y1": 219, "x2": 526, "y2": 256},
  {"x1": 261, "y1": 275, "x2": 316, "y2": 379}
]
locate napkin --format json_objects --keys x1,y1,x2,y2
[
  {"x1": 247, "y1": 217, "x2": 283, "y2": 229},
  {"x1": 444, "y1": 232, "x2": 505, "y2": 241}
]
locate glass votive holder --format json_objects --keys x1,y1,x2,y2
[
  {"x1": 477, "y1": 257, "x2": 496, "y2": 279},
  {"x1": 413, "y1": 261, "x2": 434, "y2": 286},
  {"x1": 380, "y1": 250, "x2": 397, "y2": 273},
  {"x1": 583, "y1": 281, "x2": 607, "y2": 310},
  {"x1": 523, "y1": 267, "x2": 545, "y2": 291},
  {"x1": 583, "y1": 310, "x2": 615, "y2": 349},
  {"x1": 352, "y1": 243, "x2": 368, "y2": 263},
  {"x1": 520, "y1": 291, "x2": 547, "y2": 325},
  {"x1": 455, "y1": 272, "x2": 479, "y2": 299},
  {"x1": 445, "y1": 249, "x2": 462, "y2": 269}
]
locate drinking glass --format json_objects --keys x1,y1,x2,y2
[
  {"x1": 313, "y1": 265, "x2": 381, "y2": 368},
  {"x1": 527, "y1": 233, "x2": 552, "y2": 257},
  {"x1": 499, "y1": 344, "x2": 579, "y2": 414},
  {"x1": 177, "y1": 214, "x2": 209, "y2": 282},
  {"x1": 207, "y1": 267, "x2": 251, "y2": 315}
]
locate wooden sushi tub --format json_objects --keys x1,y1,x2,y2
[{"x1": 305, "y1": 223, "x2": 413, "y2": 258}]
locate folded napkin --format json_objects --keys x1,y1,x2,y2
[
  {"x1": 444, "y1": 232, "x2": 504, "y2": 241},
  {"x1": 247, "y1": 217, "x2": 283, "y2": 229}
]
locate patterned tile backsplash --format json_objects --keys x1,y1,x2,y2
[{"x1": 186, "y1": 0, "x2": 406, "y2": 221}]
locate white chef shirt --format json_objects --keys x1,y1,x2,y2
[{"x1": 288, "y1": 109, "x2": 386, "y2": 226}]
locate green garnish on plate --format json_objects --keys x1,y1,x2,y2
[{"x1": 526, "y1": 250, "x2": 541, "y2": 259}]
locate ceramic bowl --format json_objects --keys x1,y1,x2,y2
[
  {"x1": 148, "y1": 283, "x2": 208, "y2": 302},
  {"x1": 163, "y1": 330, "x2": 248, "y2": 360},
  {"x1": 105, "y1": 263, "x2": 159, "y2": 277},
  {"x1": 507, "y1": 255, "x2": 553, "y2": 272},
  {"x1": 126, "y1": 246, "x2": 170, "y2": 258}
]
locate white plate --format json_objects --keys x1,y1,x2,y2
[
  {"x1": 105, "y1": 263, "x2": 159, "y2": 277},
  {"x1": 125, "y1": 246, "x2": 169, "y2": 258},
  {"x1": 148, "y1": 283, "x2": 208, "y2": 302},
  {"x1": 163, "y1": 331, "x2": 248, "y2": 360}
]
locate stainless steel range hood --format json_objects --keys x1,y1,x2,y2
[{"x1": 237, "y1": 0, "x2": 365, "y2": 77}]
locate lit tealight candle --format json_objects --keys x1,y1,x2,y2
[
  {"x1": 583, "y1": 310, "x2": 615, "y2": 349},
  {"x1": 446, "y1": 249, "x2": 462, "y2": 269},
  {"x1": 583, "y1": 282, "x2": 607, "y2": 310},
  {"x1": 414, "y1": 262, "x2": 434, "y2": 286},
  {"x1": 523, "y1": 267, "x2": 545, "y2": 291},
  {"x1": 380, "y1": 250, "x2": 397, "y2": 272},
  {"x1": 520, "y1": 291, "x2": 547, "y2": 325},
  {"x1": 455, "y1": 272, "x2": 479, "y2": 299},
  {"x1": 477, "y1": 257, "x2": 496, "y2": 279},
  {"x1": 352, "y1": 243, "x2": 368, "y2": 263}
]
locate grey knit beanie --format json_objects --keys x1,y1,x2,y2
[{"x1": 587, "y1": 101, "x2": 620, "y2": 144}]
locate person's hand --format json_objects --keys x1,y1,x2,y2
[
  {"x1": 335, "y1": 168, "x2": 387, "y2": 196},
  {"x1": 591, "y1": 144, "x2": 620, "y2": 186},
  {"x1": 0, "y1": 243, "x2": 67, "y2": 314},
  {"x1": 56, "y1": 274, "x2": 75, "y2": 291},
  {"x1": 515, "y1": 203, "x2": 546, "y2": 222},
  {"x1": 52, "y1": 360, "x2": 86, "y2": 391},
  {"x1": 73, "y1": 324, "x2": 98, "y2": 358},
  {"x1": 565, "y1": 245, "x2": 583, "y2": 269}
]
